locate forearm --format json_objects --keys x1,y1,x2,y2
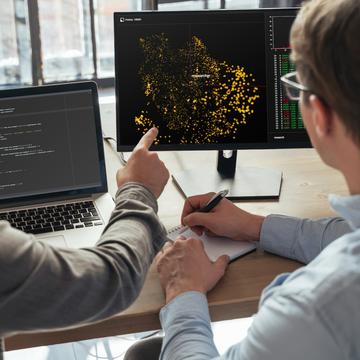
[
  {"x1": 260, "y1": 215, "x2": 351, "y2": 263},
  {"x1": 160, "y1": 292, "x2": 219, "y2": 360},
  {"x1": 0, "y1": 183, "x2": 167, "y2": 336},
  {"x1": 99, "y1": 182, "x2": 165, "y2": 252}
]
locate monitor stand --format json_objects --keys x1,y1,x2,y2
[{"x1": 172, "y1": 150, "x2": 282, "y2": 200}]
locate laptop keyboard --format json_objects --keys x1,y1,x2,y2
[{"x1": 0, "y1": 201, "x2": 103, "y2": 235}]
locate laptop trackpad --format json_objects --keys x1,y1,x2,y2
[{"x1": 38, "y1": 235, "x2": 67, "y2": 248}]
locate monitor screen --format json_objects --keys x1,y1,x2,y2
[
  {"x1": 114, "y1": 9, "x2": 311, "y2": 151},
  {"x1": 0, "y1": 82, "x2": 107, "y2": 205}
]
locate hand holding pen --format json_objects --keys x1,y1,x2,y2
[
  {"x1": 179, "y1": 190, "x2": 229, "y2": 235},
  {"x1": 181, "y1": 190, "x2": 264, "y2": 242}
]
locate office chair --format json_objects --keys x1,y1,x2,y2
[{"x1": 123, "y1": 337, "x2": 163, "y2": 360}]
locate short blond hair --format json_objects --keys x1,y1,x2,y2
[{"x1": 290, "y1": 0, "x2": 360, "y2": 144}]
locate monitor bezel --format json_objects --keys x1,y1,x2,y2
[
  {"x1": 114, "y1": 8, "x2": 311, "y2": 152},
  {"x1": 0, "y1": 81, "x2": 108, "y2": 208}
]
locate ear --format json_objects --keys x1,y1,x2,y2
[{"x1": 308, "y1": 95, "x2": 332, "y2": 139}]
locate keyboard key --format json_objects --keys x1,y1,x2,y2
[
  {"x1": 53, "y1": 225, "x2": 65, "y2": 232},
  {"x1": 65, "y1": 224, "x2": 74, "y2": 230},
  {"x1": 80, "y1": 216, "x2": 100, "y2": 223},
  {"x1": 75, "y1": 224, "x2": 84, "y2": 228},
  {"x1": 32, "y1": 227, "x2": 53, "y2": 234},
  {"x1": 82, "y1": 202, "x2": 93, "y2": 208},
  {"x1": 94, "y1": 222, "x2": 103, "y2": 226}
]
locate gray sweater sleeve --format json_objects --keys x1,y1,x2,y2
[{"x1": 0, "y1": 182, "x2": 167, "y2": 337}]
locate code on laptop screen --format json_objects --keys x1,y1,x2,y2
[{"x1": 0, "y1": 90, "x2": 102, "y2": 201}]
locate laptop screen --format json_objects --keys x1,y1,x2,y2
[{"x1": 0, "y1": 82, "x2": 106, "y2": 204}]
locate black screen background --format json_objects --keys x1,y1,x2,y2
[
  {"x1": 0, "y1": 90, "x2": 103, "y2": 201},
  {"x1": 116, "y1": 12, "x2": 267, "y2": 147}
]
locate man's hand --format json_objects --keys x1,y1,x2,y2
[
  {"x1": 116, "y1": 128, "x2": 169, "y2": 198},
  {"x1": 181, "y1": 193, "x2": 265, "y2": 242},
  {"x1": 156, "y1": 237, "x2": 229, "y2": 304}
]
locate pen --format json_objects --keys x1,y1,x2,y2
[
  {"x1": 178, "y1": 189, "x2": 229, "y2": 234},
  {"x1": 197, "y1": 189, "x2": 229, "y2": 213}
]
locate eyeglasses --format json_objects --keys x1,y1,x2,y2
[{"x1": 280, "y1": 71, "x2": 311, "y2": 101}]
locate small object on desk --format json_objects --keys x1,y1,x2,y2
[{"x1": 168, "y1": 225, "x2": 256, "y2": 262}]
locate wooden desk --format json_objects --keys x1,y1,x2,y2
[{"x1": 5, "y1": 146, "x2": 348, "y2": 350}]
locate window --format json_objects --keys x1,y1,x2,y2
[
  {"x1": 95, "y1": 0, "x2": 141, "y2": 78},
  {"x1": 0, "y1": 0, "x2": 300, "y2": 87},
  {"x1": 0, "y1": 0, "x2": 31, "y2": 86},
  {"x1": 158, "y1": 0, "x2": 220, "y2": 10},
  {"x1": 38, "y1": 0, "x2": 94, "y2": 82}
]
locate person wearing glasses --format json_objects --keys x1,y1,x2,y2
[{"x1": 145, "y1": 0, "x2": 360, "y2": 359}]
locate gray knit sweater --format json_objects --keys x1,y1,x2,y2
[{"x1": 0, "y1": 182, "x2": 167, "y2": 357}]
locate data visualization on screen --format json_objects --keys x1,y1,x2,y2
[{"x1": 115, "y1": 9, "x2": 310, "y2": 151}]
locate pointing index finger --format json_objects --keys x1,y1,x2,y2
[{"x1": 135, "y1": 127, "x2": 158, "y2": 150}]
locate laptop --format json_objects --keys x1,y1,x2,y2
[{"x1": 0, "y1": 81, "x2": 114, "y2": 248}]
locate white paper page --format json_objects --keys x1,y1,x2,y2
[{"x1": 168, "y1": 226, "x2": 256, "y2": 262}]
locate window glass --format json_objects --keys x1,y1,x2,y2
[
  {"x1": 38, "y1": 0, "x2": 94, "y2": 82},
  {"x1": 158, "y1": 0, "x2": 221, "y2": 10},
  {"x1": 95, "y1": 0, "x2": 141, "y2": 78},
  {"x1": 0, "y1": 0, "x2": 31, "y2": 86},
  {"x1": 223, "y1": 0, "x2": 259, "y2": 8}
]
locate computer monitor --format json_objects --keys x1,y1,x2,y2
[{"x1": 114, "y1": 8, "x2": 311, "y2": 199}]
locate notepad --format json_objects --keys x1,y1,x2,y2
[{"x1": 167, "y1": 225, "x2": 257, "y2": 262}]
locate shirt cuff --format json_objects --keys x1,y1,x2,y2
[
  {"x1": 259, "y1": 214, "x2": 300, "y2": 259},
  {"x1": 160, "y1": 291, "x2": 210, "y2": 329},
  {"x1": 115, "y1": 182, "x2": 158, "y2": 213}
]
